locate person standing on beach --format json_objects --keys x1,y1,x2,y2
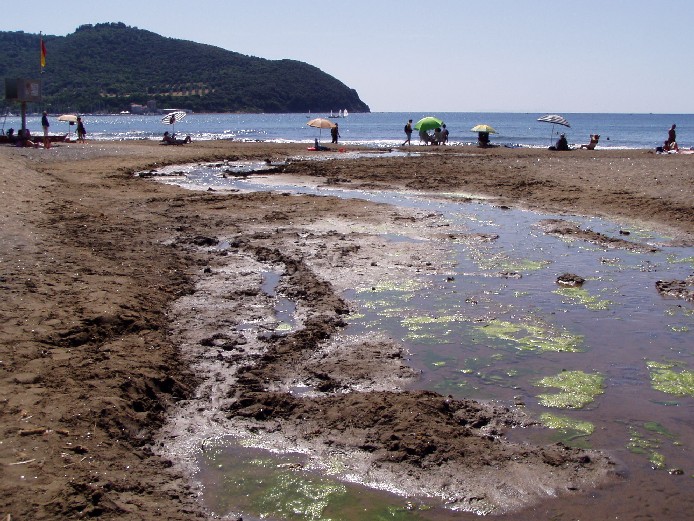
[
  {"x1": 402, "y1": 119, "x2": 413, "y2": 146},
  {"x1": 331, "y1": 122, "x2": 340, "y2": 144},
  {"x1": 665, "y1": 124, "x2": 677, "y2": 151},
  {"x1": 41, "y1": 111, "x2": 50, "y2": 149},
  {"x1": 76, "y1": 117, "x2": 86, "y2": 143},
  {"x1": 441, "y1": 124, "x2": 449, "y2": 145}
]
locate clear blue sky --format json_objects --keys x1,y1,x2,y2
[{"x1": 5, "y1": 1, "x2": 694, "y2": 113}]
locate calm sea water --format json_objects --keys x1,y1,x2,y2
[{"x1": 3, "y1": 112, "x2": 692, "y2": 149}]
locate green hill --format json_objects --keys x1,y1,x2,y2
[{"x1": 0, "y1": 23, "x2": 370, "y2": 114}]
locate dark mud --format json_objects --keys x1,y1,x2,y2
[{"x1": 2, "y1": 141, "x2": 692, "y2": 520}]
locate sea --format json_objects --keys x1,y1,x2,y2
[{"x1": 2, "y1": 111, "x2": 692, "y2": 149}]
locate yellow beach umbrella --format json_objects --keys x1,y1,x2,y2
[{"x1": 470, "y1": 124, "x2": 497, "y2": 134}]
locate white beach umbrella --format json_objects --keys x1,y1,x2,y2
[
  {"x1": 58, "y1": 114, "x2": 78, "y2": 123},
  {"x1": 58, "y1": 114, "x2": 78, "y2": 138}
]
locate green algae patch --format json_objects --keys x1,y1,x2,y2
[
  {"x1": 470, "y1": 250, "x2": 550, "y2": 273},
  {"x1": 667, "y1": 254, "x2": 694, "y2": 268},
  {"x1": 644, "y1": 421, "x2": 674, "y2": 438},
  {"x1": 402, "y1": 314, "x2": 465, "y2": 331},
  {"x1": 539, "y1": 412, "x2": 595, "y2": 442},
  {"x1": 432, "y1": 376, "x2": 479, "y2": 397},
  {"x1": 474, "y1": 319, "x2": 583, "y2": 353},
  {"x1": 646, "y1": 361, "x2": 694, "y2": 397},
  {"x1": 625, "y1": 422, "x2": 681, "y2": 470},
  {"x1": 356, "y1": 279, "x2": 424, "y2": 294},
  {"x1": 649, "y1": 451, "x2": 666, "y2": 470},
  {"x1": 535, "y1": 370, "x2": 604, "y2": 409},
  {"x1": 274, "y1": 322, "x2": 293, "y2": 333},
  {"x1": 421, "y1": 351, "x2": 457, "y2": 371},
  {"x1": 402, "y1": 313, "x2": 467, "y2": 343},
  {"x1": 553, "y1": 287, "x2": 612, "y2": 311},
  {"x1": 670, "y1": 325, "x2": 689, "y2": 333},
  {"x1": 361, "y1": 300, "x2": 412, "y2": 314},
  {"x1": 255, "y1": 470, "x2": 347, "y2": 520},
  {"x1": 202, "y1": 448, "x2": 429, "y2": 520},
  {"x1": 627, "y1": 427, "x2": 659, "y2": 456}
]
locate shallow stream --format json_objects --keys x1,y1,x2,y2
[{"x1": 154, "y1": 161, "x2": 694, "y2": 520}]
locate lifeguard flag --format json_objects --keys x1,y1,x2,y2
[{"x1": 40, "y1": 36, "x2": 46, "y2": 68}]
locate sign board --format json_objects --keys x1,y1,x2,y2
[{"x1": 4, "y1": 78, "x2": 42, "y2": 102}]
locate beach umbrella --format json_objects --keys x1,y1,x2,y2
[
  {"x1": 162, "y1": 111, "x2": 187, "y2": 135},
  {"x1": 307, "y1": 117, "x2": 336, "y2": 141},
  {"x1": 470, "y1": 124, "x2": 497, "y2": 134},
  {"x1": 58, "y1": 114, "x2": 78, "y2": 138},
  {"x1": 414, "y1": 116, "x2": 443, "y2": 132},
  {"x1": 58, "y1": 114, "x2": 78, "y2": 123},
  {"x1": 537, "y1": 114, "x2": 570, "y2": 145}
]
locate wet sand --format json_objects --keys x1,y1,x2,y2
[{"x1": 1, "y1": 140, "x2": 692, "y2": 519}]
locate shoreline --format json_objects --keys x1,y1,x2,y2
[
  {"x1": 8, "y1": 111, "x2": 691, "y2": 150},
  {"x1": 1, "y1": 141, "x2": 692, "y2": 519}
]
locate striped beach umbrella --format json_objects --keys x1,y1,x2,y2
[{"x1": 537, "y1": 114, "x2": 570, "y2": 145}]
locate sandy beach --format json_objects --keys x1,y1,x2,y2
[{"x1": 1, "y1": 140, "x2": 693, "y2": 520}]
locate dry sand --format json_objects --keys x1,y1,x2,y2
[{"x1": 1, "y1": 140, "x2": 692, "y2": 520}]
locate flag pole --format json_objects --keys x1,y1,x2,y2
[{"x1": 38, "y1": 32, "x2": 46, "y2": 145}]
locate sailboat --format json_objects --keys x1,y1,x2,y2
[
  {"x1": 343, "y1": 109, "x2": 349, "y2": 117},
  {"x1": 329, "y1": 110, "x2": 339, "y2": 119}
]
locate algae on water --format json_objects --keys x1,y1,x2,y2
[
  {"x1": 646, "y1": 361, "x2": 694, "y2": 397},
  {"x1": 474, "y1": 319, "x2": 583, "y2": 353},
  {"x1": 535, "y1": 370, "x2": 604, "y2": 409},
  {"x1": 256, "y1": 472, "x2": 346, "y2": 520},
  {"x1": 553, "y1": 286, "x2": 612, "y2": 311},
  {"x1": 539, "y1": 413, "x2": 595, "y2": 445},
  {"x1": 356, "y1": 279, "x2": 425, "y2": 294}
]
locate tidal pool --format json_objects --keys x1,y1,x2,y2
[{"x1": 155, "y1": 164, "x2": 694, "y2": 520}]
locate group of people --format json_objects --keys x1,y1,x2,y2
[
  {"x1": 402, "y1": 118, "x2": 685, "y2": 153},
  {"x1": 402, "y1": 119, "x2": 449, "y2": 146},
  {"x1": 552, "y1": 124, "x2": 680, "y2": 153},
  {"x1": 552, "y1": 133, "x2": 599, "y2": 151},
  {"x1": 4, "y1": 112, "x2": 87, "y2": 148},
  {"x1": 402, "y1": 120, "x2": 492, "y2": 147},
  {"x1": 43, "y1": 112, "x2": 87, "y2": 144}
]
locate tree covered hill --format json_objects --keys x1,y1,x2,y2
[{"x1": 0, "y1": 23, "x2": 370, "y2": 114}]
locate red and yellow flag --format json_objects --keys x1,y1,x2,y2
[{"x1": 40, "y1": 35, "x2": 47, "y2": 68}]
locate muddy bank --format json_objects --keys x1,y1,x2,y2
[
  {"x1": 1, "y1": 141, "x2": 692, "y2": 519},
  {"x1": 158, "y1": 213, "x2": 618, "y2": 516}
]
